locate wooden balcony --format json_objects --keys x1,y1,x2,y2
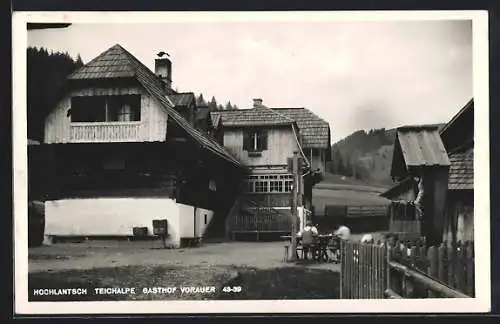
[{"x1": 70, "y1": 122, "x2": 141, "y2": 143}]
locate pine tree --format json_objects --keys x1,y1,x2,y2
[
  {"x1": 197, "y1": 93, "x2": 207, "y2": 106},
  {"x1": 27, "y1": 46, "x2": 83, "y2": 141},
  {"x1": 208, "y1": 96, "x2": 218, "y2": 111},
  {"x1": 218, "y1": 104, "x2": 224, "y2": 111},
  {"x1": 75, "y1": 54, "x2": 84, "y2": 67},
  {"x1": 225, "y1": 101, "x2": 233, "y2": 110}
]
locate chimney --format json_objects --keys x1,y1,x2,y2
[
  {"x1": 253, "y1": 98, "x2": 263, "y2": 108},
  {"x1": 155, "y1": 52, "x2": 172, "y2": 89}
]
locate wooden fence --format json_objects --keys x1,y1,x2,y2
[
  {"x1": 340, "y1": 240, "x2": 474, "y2": 299},
  {"x1": 340, "y1": 241, "x2": 387, "y2": 299},
  {"x1": 387, "y1": 240, "x2": 475, "y2": 298}
]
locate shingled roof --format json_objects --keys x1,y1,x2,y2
[
  {"x1": 448, "y1": 144, "x2": 473, "y2": 190},
  {"x1": 210, "y1": 106, "x2": 294, "y2": 127},
  {"x1": 67, "y1": 44, "x2": 243, "y2": 169},
  {"x1": 272, "y1": 108, "x2": 330, "y2": 148}
]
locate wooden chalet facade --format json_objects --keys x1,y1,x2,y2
[
  {"x1": 211, "y1": 99, "x2": 331, "y2": 239},
  {"x1": 381, "y1": 99, "x2": 474, "y2": 246},
  {"x1": 40, "y1": 44, "x2": 247, "y2": 247}
]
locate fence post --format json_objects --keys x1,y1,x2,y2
[
  {"x1": 427, "y1": 246, "x2": 438, "y2": 298},
  {"x1": 447, "y1": 241, "x2": 456, "y2": 289},
  {"x1": 438, "y1": 243, "x2": 446, "y2": 285},
  {"x1": 456, "y1": 241, "x2": 466, "y2": 294},
  {"x1": 465, "y1": 241, "x2": 474, "y2": 297},
  {"x1": 340, "y1": 239, "x2": 343, "y2": 298}
]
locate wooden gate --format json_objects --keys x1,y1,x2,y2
[{"x1": 340, "y1": 241, "x2": 387, "y2": 299}]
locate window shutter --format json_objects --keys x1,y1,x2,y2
[
  {"x1": 243, "y1": 131, "x2": 251, "y2": 151},
  {"x1": 258, "y1": 130, "x2": 268, "y2": 150}
]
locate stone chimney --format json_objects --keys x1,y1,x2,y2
[
  {"x1": 253, "y1": 98, "x2": 263, "y2": 108},
  {"x1": 155, "y1": 52, "x2": 172, "y2": 89}
]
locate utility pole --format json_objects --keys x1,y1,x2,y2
[{"x1": 290, "y1": 151, "x2": 299, "y2": 261}]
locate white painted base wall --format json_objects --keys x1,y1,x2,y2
[{"x1": 44, "y1": 198, "x2": 215, "y2": 248}]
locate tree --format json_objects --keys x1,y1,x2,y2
[
  {"x1": 27, "y1": 46, "x2": 83, "y2": 141},
  {"x1": 225, "y1": 101, "x2": 233, "y2": 110},
  {"x1": 218, "y1": 104, "x2": 224, "y2": 111},
  {"x1": 208, "y1": 96, "x2": 218, "y2": 111},
  {"x1": 197, "y1": 93, "x2": 207, "y2": 106}
]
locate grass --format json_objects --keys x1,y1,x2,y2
[{"x1": 218, "y1": 267, "x2": 340, "y2": 300}]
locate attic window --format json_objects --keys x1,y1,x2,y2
[
  {"x1": 70, "y1": 95, "x2": 141, "y2": 122},
  {"x1": 243, "y1": 128, "x2": 268, "y2": 152}
]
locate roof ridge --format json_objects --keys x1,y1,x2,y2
[
  {"x1": 67, "y1": 43, "x2": 124, "y2": 79},
  {"x1": 255, "y1": 105, "x2": 296, "y2": 124}
]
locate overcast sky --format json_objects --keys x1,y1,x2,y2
[{"x1": 27, "y1": 19, "x2": 473, "y2": 143}]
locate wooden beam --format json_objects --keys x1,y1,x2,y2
[
  {"x1": 384, "y1": 289, "x2": 403, "y2": 299},
  {"x1": 388, "y1": 261, "x2": 470, "y2": 298}
]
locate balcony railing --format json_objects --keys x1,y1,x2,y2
[{"x1": 70, "y1": 122, "x2": 141, "y2": 143}]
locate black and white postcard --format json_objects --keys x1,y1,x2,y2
[{"x1": 12, "y1": 10, "x2": 490, "y2": 315}]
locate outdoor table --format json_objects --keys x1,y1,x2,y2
[{"x1": 280, "y1": 234, "x2": 335, "y2": 262}]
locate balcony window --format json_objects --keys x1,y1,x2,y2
[{"x1": 70, "y1": 95, "x2": 141, "y2": 122}]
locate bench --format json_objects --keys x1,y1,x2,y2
[{"x1": 283, "y1": 243, "x2": 304, "y2": 262}]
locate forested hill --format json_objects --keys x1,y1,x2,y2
[
  {"x1": 27, "y1": 47, "x2": 84, "y2": 141},
  {"x1": 328, "y1": 124, "x2": 445, "y2": 186}
]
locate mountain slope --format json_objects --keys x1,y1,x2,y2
[{"x1": 328, "y1": 124, "x2": 446, "y2": 186}]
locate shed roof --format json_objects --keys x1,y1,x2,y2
[
  {"x1": 272, "y1": 108, "x2": 331, "y2": 148},
  {"x1": 66, "y1": 44, "x2": 243, "y2": 169},
  {"x1": 395, "y1": 125, "x2": 450, "y2": 168}
]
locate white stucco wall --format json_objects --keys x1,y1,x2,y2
[
  {"x1": 45, "y1": 198, "x2": 216, "y2": 246},
  {"x1": 178, "y1": 203, "x2": 195, "y2": 238},
  {"x1": 45, "y1": 198, "x2": 181, "y2": 247},
  {"x1": 195, "y1": 207, "x2": 214, "y2": 237}
]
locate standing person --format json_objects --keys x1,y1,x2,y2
[{"x1": 298, "y1": 222, "x2": 318, "y2": 260}]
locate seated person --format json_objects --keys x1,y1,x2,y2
[
  {"x1": 298, "y1": 222, "x2": 318, "y2": 260},
  {"x1": 333, "y1": 224, "x2": 351, "y2": 241}
]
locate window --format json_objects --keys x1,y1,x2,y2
[
  {"x1": 243, "y1": 174, "x2": 294, "y2": 193},
  {"x1": 270, "y1": 180, "x2": 283, "y2": 192},
  {"x1": 243, "y1": 128, "x2": 268, "y2": 152},
  {"x1": 70, "y1": 95, "x2": 141, "y2": 122},
  {"x1": 255, "y1": 181, "x2": 268, "y2": 193},
  {"x1": 204, "y1": 214, "x2": 208, "y2": 225}
]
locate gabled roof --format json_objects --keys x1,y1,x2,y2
[
  {"x1": 211, "y1": 106, "x2": 295, "y2": 127},
  {"x1": 394, "y1": 125, "x2": 450, "y2": 169},
  {"x1": 67, "y1": 44, "x2": 243, "y2": 169},
  {"x1": 272, "y1": 108, "x2": 330, "y2": 148},
  {"x1": 440, "y1": 98, "x2": 473, "y2": 137},
  {"x1": 209, "y1": 112, "x2": 222, "y2": 129},
  {"x1": 169, "y1": 92, "x2": 195, "y2": 107}
]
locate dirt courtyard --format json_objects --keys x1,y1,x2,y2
[
  {"x1": 27, "y1": 233, "x2": 384, "y2": 301},
  {"x1": 28, "y1": 240, "x2": 340, "y2": 273}
]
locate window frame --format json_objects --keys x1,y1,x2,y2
[
  {"x1": 70, "y1": 94, "x2": 141, "y2": 123},
  {"x1": 244, "y1": 174, "x2": 294, "y2": 194},
  {"x1": 243, "y1": 128, "x2": 268, "y2": 152}
]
